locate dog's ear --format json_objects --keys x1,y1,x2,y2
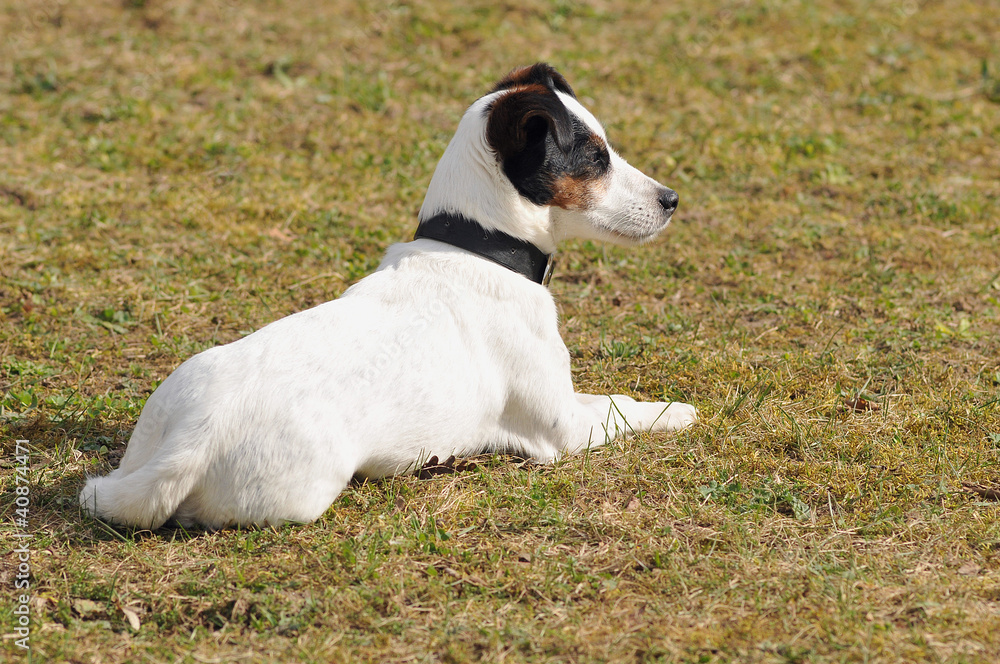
[{"x1": 485, "y1": 86, "x2": 574, "y2": 160}]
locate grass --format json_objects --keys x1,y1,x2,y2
[{"x1": 1, "y1": 0, "x2": 999, "y2": 661}]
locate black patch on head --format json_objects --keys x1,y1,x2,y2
[
  {"x1": 492, "y1": 63, "x2": 577, "y2": 99},
  {"x1": 486, "y1": 87, "x2": 610, "y2": 208}
]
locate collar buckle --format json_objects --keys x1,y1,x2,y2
[{"x1": 541, "y1": 254, "x2": 555, "y2": 287}]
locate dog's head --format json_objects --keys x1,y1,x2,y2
[{"x1": 419, "y1": 63, "x2": 678, "y2": 253}]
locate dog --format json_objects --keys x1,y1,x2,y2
[{"x1": 79, "y1": 63, "x2": 697, "y2": 529}]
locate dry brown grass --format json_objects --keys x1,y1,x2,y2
[{"x1": 2, "y1": 0, "x2": 999, "y2": 661}]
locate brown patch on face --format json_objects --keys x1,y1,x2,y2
[
  {"x1": 489, "y1": 83, "x2": 551, "y2": 103},
  {"x1": 550, "y1": 173, "x2": 608, "y2": 211},
  {"x1": 492, "y1": 63, "x2": 577, "y2": 98},
  {"x1": 550, "y1": 175, "x2": 595, "y2": 210}
]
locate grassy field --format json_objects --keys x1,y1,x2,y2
[{"x1": 2, "y1": 0, "x2": 999, "y2": 661}]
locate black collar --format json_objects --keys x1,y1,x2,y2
[{"x1": 414, "y1": 212, "x2": 554, "y2": 285}]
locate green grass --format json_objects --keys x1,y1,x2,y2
[{"x1": 2, "y1": 0, "x2": 999, "y2": 661}]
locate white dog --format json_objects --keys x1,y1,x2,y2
[{"x1": 80, "y1": 64, "x2": 697, "y2": 529}]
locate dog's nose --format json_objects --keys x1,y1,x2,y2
[{"x1": 658, "y1": 188, "x2": 679, "y2": 214}]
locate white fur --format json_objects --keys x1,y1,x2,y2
[{"x1": 80, "y1": 78, "x2": 697, "y2": 530}]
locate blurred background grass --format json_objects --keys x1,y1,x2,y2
[{"x1": 1, "y1": 1, "x2": 999, "y2": 662}]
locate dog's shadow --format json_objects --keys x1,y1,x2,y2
[
  {"x1": 6, "y1": 415, "x2": 200, "y2": 544},
  {"x1": 21, "y1": 416, "x2": 533, "y2": 542}
]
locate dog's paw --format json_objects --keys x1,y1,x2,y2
[{"x1": 651, "y1": 402, "x2": 698, "y2": 432}]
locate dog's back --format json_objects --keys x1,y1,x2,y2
[{"x1": 79, "y1": 242, "x2": 563, "y2": 528}]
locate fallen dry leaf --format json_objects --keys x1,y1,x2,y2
[
  {"x1": 844, "y1": 397, "x2": 881, "y2": 412},
  {"x1": 963, "y1": 483, "x2": 1000, "y2": 501},
  {"x1": 415, "y1": 455, "x2": 480, "y2": 479},
  {"x1": 957, "y1": 562, "x2": 981, "y2": 576},
  {"x1": 121, "y1": 606, "x2": 141, "y2": 631}
]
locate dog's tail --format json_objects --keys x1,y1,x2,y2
[
  {"x1": 79, "y1": 384, "x2": 207, "y2": 529},
  {"x1": 79, "y1": 455, "x2": 202, "y2": 530}
]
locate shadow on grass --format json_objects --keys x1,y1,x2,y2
[
  {"x1": 11, "y1": 411, "x2": 543, "y2": 544},
  {"x1": 5, "y1": 413, "x2": 213, "y2": 544}
]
